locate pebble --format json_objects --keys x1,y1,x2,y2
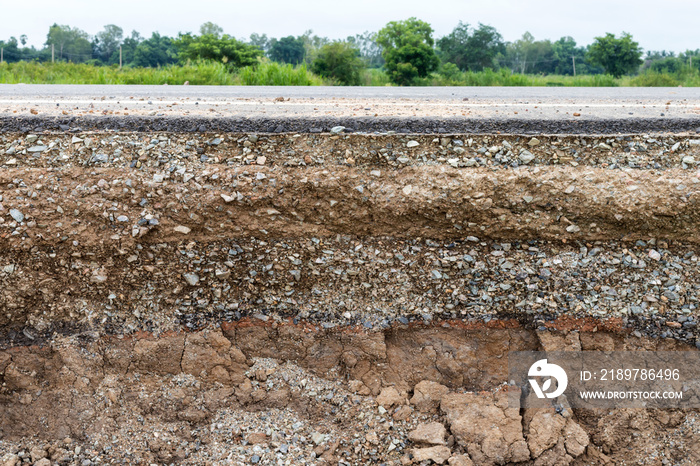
[
  {"x1": 9, "y1": 209, "x2": 24, "y2": 223},
  {"x1": 311, "y1": 432, "x2": 325, "y2": 445},
  {"x1": 174, "y1": 225, "x2": 191, "y2": 234},
  {"x1": 330, "y1": 126, "x2": 345, "y2": 134},
  {"x1": 183, "y1": 273, "x2": 200, "y2": 286},
  {"x1": 407, "y1": 140, "x2": 420, "y2": 148},
  {"x1": 519, "y1": 150, "x2": 535, "y2": 164}
]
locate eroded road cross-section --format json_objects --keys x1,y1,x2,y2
[{"x1": 2, "y1": 86, "x2": 700, "y2": 465}]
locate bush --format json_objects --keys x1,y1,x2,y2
[
  {"x1": 311, "y1": 42, "x2": 364, "y2": 85},
  {"x1": 630, "y1": 71, "x2": 680, "y2": 87},
  {"x1": 238, "y1": 61, "x2": 324, "y2": 86}
]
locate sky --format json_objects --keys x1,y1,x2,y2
[{"x1": 2, "y1": 0, "x2": 698, "y2": 54}]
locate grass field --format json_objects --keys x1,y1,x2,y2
[{"x1": 1, "y1": 61, "x2": 699, "y2": 86}]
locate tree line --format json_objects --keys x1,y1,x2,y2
[{"x1": 1, "y1": 19, "x2": 698, "y2": 85}]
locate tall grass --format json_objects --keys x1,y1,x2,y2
[
  {"x1": 0, "y1": 61, "x2": 236, "y2": 85},
  {"x1": 1, "y1": 60, "x2": 699, "y2": 87},
  {"x1": 360, "y1": 68, "x2": 392, "y2": 86},
  {"x1": 237, "y1": 62, "x2": 325, "y2": 86},
  {"x1": 426, "y1": 68, "x2": 620, "y2": 87}
]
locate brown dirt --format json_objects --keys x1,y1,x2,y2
[
  {"x1": 2, "y1": 129, "x2": 700, "y2": 465},
  {"x1": 2, "y1": 324, "x2": 699, "y2": 465}
]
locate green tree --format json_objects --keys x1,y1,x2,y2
[
  {"x1": 311, "y1": 41, "x2": 364, "y2": 85},
  {"x1": 94, "y1": 24, "x2": 124, "y2": 64},
  {"x1": 299, "y1": 30, "x2": 330, "y2": 65},
  {"x1": 438, "y1": 22, "x2": 504, "y2": 71},
  {"x1": 347, "y1": 31, "x2": 383, "y2": 68},
  {"x1": 120, "y1": 30, "x2": 142, "y2": 66},
  {"x1": 503, "y1": 32, "x2": 555, "y2": 74},
  {"x1": 45, "y1": 24, "x2": 92, "y2": 62},
  {"x1": 249, "y1": 33, "x2": 270, "y2": 52},
  {"x1": 133, "y1": 32, "x2": 178, "y2": 67},
  {"x1": 199, "y1": 22, "x2": 223, "y2": 38},
  {"x1": 268, "y1": 36, "x2": 306, "y2": 65},
  {"x1": 0, "y1": 37, "x2": 21, "y2": 62},
  {"x1": 175, "y1": 33, "x2": 262, "y2": 67},
  {"x1": 376, "y1": 17, "x2": 439, "y2": 85},
  {"x1": 586, "y1": 32, "x2": 643, "y2": 78}
]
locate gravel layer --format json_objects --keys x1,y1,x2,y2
[{"x1": 2, "y1": 119, "x2": 700, "y2": 465}]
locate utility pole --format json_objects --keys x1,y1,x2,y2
[
  {"x1": 52, "y1": 44, "x2": 55, "y2": 63},
  {"x1": 572, "y1": 56, "x2": 576, "y2": 76},
  {"x1": 119, "y1": 45, "x2": 122, "y2": 69}
]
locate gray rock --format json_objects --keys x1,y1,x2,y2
[
  {"x1": 183, "y1": 273, "x2": 200, "y2": 286},
  {"x1": 519, "y1": 150, "x2": 535, "y2": 164},
  {"x1": 27, "y1": 145, "x2": 47, "y2": 153},
  {"x1": 311, "y1": 432, "x2": 325, "y2": 445},
  {"x1": 9, "y1": 209, "x2": 24, "y2": 223},
  {"x1": 330, "y1": 126, "x2": 345, "y2": 134},
  {"x1": 174, "y1": 225, "x2": 191, "y2": 234}
]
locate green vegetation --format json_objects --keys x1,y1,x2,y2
[
  {"x1": 3, "y1": 60, "x2": 699, "y2": 87},
  {"x1": 437, "y1": 22, "x2": 504, "y2": 71},
  {"x1": 587, "y1": 33, "x2": 644, "y2": 78},
  {"x1": 0, "y1": 61, "x2": 236, "y2": 85},
  {"x1": 238, "y1": 61, "x2": 324, "y2": 86},
  {"x1": 376, "y1": 18, "x2": 439, "y2": 85},
  {"x1": 311, "y1": 41, "x2": 364, "y2": 85},
  {"x1": 174, "y1": 33, "x2": 262, "y2": 68},
  {"x1": 268, "y1": 36, "x2": 306, "y2": 65},
  {"x1": 1, "y1": 20, "x2": 699, "y2": 86}
]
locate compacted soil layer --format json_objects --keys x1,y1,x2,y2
[{"x1": 1, "y1": 127, "x2": 700, "y2": 465}]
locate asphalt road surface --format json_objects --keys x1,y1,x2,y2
[{"x1": 2, "y1": 84, "x2": 700, "y2": 133}]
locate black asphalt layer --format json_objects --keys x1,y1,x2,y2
[{"x1": 2, "y1": 115, "x2": 700, "y2": 134}]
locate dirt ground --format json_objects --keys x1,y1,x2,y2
[{"x1": 1, "y1": 127, "x2": 700, "y2": 465}]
